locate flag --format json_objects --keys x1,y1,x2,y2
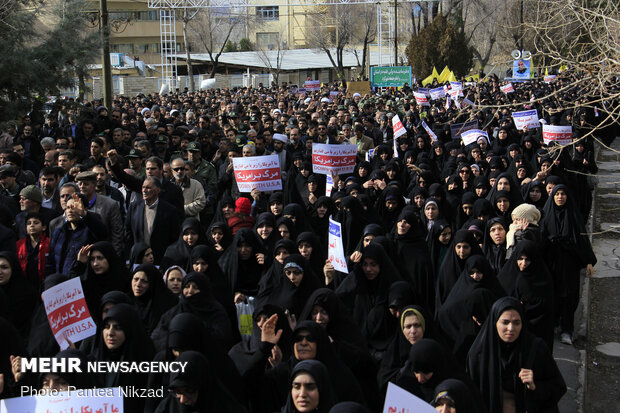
[
  {"x1": 544, "y1": 67, "x2": 549, "y2": 76},
  {"x1": 422, "y1": 67, "x2": 440, "y2": 86},
  {"x1": 437, "y1": 66, "x2": 451, "y2": 83},
  {"x1": 447, "y1": 71, "x2": 457, "y2": 82}
]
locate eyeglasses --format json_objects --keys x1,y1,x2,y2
[
  {"x1": 293, "y1": 334, "x2": 316, "y2": 343},
  {"x1": 172, "y1": 167, "x2": 184, "y2": 172}
]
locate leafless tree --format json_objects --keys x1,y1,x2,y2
[
  {"x1": 350, "y1": 4, "x2": 376, "y2": 79},
  {"x1": 181, "y1": 8, "x2": 200, "y2": 91},
  {"x1": 256, "y1": 31, "x2": 288, "y2": 85}
]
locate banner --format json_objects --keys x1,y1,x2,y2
[
  {"x1": 429, "y1": 87, "x2": 445, "y2": 100},
  {"x1": 233, "y1": 155, "x2": 282, "y2": 192},
  {"x1": 417, "y1": 87, "x2": 431, "y2": 97},
  {"x1": 371, "y1": 66, "x2": 412, "y2": 87},
  {"x1": 450, "y1": 119, "x2": 479, "y2": 139},
  {"x1": 347, "y1": 81, "x2": 371, "y2": 96},
  {"x1": 296, "y1": 88, "x2": 307, "y2": 95},
  {"x1": 543, "y1": 125, "x2": 573, "y2": 145},
  {"x1": 462, "y1": 97, "x2": 475, "y2": 107},
  {"x1": 1, "y1": 388, "x2": 123, "y2": 413},
  {"x1": 513, "y1": 59, "x2": 531, "y2": 79},
  {"x1": 304, "y1": 80, "x2": 321, "y2": 90},
  {"x1": 328, "y1": 218, "x2": 348, "y2": 273},
  {"x1": 383, "y1": 383, "x2": 436, "y2": 413},
  {"x1": 421, "y1": 121, "x2": 438, "y2": 142},
  {"x1": 450, "y1": 81, "x2": 463, "y2": 91},
  {"x1": 512, "y1": 109, "x2": 540, "y2": 130},
  {"x1": 325, "y1": 173, "x2": 334, "y2": 197},
  {"x1": 544, "y1": 75, "x2": 557, "y2": 83},
  {"x1": 392, "y1": 114, "x2": 407, "y2": 139},
  {"x1": 413, "y1": 92, "x2": 430, "y2": 107},
  {"x1": 461, "y1": 129, "x2": 489, "y2": 146},
  {"x1": 312, "y1": 144, "x2": 357, "y2": 175},
  {"x1": 42, "y1": 277, "x2": 96, "y2": 350},
  {"x1": 365, "y1": 147, "x2": 376, "y2": 162},
  {"x1": 501, "y1": 83, "x2": 515, "y2": 94}
]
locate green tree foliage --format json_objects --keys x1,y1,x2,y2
[
  {"x1": 405, "y1": 14, "x2": 473, "y2": 79},
  {"x1": 239, "y1": 38, "x2": 254, "y2": 51},
  {"x1": 0, "y1": 0, "x2": 99, "y2": 121},
  {"x1": 224, "y1": 40, "x2": 239, "y2": 52}
]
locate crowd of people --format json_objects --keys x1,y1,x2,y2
[{"x1": 0, "y1": 70, "x2": 616, "y2": 413}]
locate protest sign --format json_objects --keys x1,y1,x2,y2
[
  {"x1": 447, "y1": 88, "x2": 460, "y2": 99},
  {"x1": 347, "y1": 81, "x2": 371, "y2": 96},
  {"x1": 383, "y1": 382, "x2": 436, "y2": 413},
  {"x1": 329, "y1": 91, "x2": 339, "y2": 98},
  {"x1": 512, "y1": 109, "x2": 540, "y2": 130},
  {"x1": 417, "y1": 87, "x2": 431, "y2": 97},
  {"x1": 304, "y1": 80, "x2": 321, "y2": 90},
  {"x1": 429, "y1": 87, "x2": 445, "y2": 100},
  {"x1": 365, "y1": 147, "x2": 377, "y2": 162},
  {"x1": 543, "y1": 125, "x2": 573, "y2": 145},
  {"x1": 413, "y1": 92, "x2": 430, "y2": 107},
  {"x1": 325, "y1": 173, "x2": 334, "y2": 197},
  {"x1": 392, "y1": 114, "x2": 407, "y2": 139},
  {"x1": 42, "y1": 277, "x2": 96, "y2": 350},
  {"x1": 513, "y1": 59, "x2": 531, "y2": 79},
  {"x1": 371, "y1": 66, "x2": 412, "y2": 87},
  {"x1": 328, "y1": 218, "x2": 348, "y2": 273},
  {"x1": 233, "y1": 155, "x2": 282, "y2": 192},
  {"x1": 296, "y1": 88, "x2": 307, "y2": 95},
  {"x1": 312, "y1": 144, "x2": 357, "y2": 175},
  {"x1": 1, "y1": 388, "x2": 123, "y2": 413},
  {"x1": 501, "y1": 83, "x2": 515, "y2": 94},
  {"x1": 450, "y1": 119, "x2": 479, "y2": 139},
  {"x1": 421, "y1": 121, "x2": 438, "y2": 142},
  {"x1": 450, "y1": 81, "x2": 463, "y2": 91},
  {"x1": 544, "y1": 75, "x2": 557, "y2": 83},
  {"x1": 461, "y1": 129, "x2": 489, "y2": 146},
  {"x1": 462, "y1": 97, "x2": 475, "y2": 107}
]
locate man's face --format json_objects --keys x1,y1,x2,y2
[
  {"x1": 20, "y1": 196, "x2": 39, "y2": 212},
  {"x1": 90, "y1": 142, "x2": 102, "y2": 157},
  {"x1": 13, "y1": 145, "x2": 25, "y2": 158},
  {"x1": 93, "y1": 167, "x2": 107, "y2": 189},
  {"x1": 78, "y1": 179, "x2": 96, "y2": 198},
  {"x1": 82, "y1": 123, "x2": 94, "y2": 136},
  {"x1": 171, "y1": 159, "x2": 185, "y2": 181},
  {"x1": 273, "y1": 140, "x2": 284, "y2": 152},
  {"x1": 112, "y1": 130, "x2": 123, "y2": 144},
  {"x1": 142, "y1": 180, "x2": 160, "y2": 203},
  {"x1": 187, "y1": 150, "x2": 201, "y2": 163},
  {"x1": 289, "y1": 129, "x2": 300, "y2": 143},
  {"x1": 145, "y1": 161, "x2": 162, "y2": 178},
  {"x1": 23, "y1": 126, "x2": 32, "y2": 137},
  {"x1": 39, "y1": 174, "x2": 58, "y2": 194},
  {"x1": 0, "y1": 175, "x2": 15, "y2": 189}
]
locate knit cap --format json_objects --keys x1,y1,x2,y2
[
  {"x1": 511, "y1": 203, "x2": 541, "y2": 224},
  {"x1": 235, "y1": 197, "x2": 252, "y2": 215}
]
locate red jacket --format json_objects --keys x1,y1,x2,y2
[
  {"x1": 16, "y1": 234, "x2": 50, "y2": 283},
  {"x1": 227, "y1": 214, "x2": 256, "y2": 236}
]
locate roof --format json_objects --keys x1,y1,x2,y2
[{"x1": 177, "y1": 48, "x2": 386, "y2": 71}]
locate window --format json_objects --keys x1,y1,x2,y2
[
  {"x1": 256, "y1": 32, "x2": 279, "y2": 50},
  {"x1": 134, "y1": 11, "x2": 158, "y2": 20},
  {"x1": 256, "y1": 6, "x2": 279, "y2": 20},
  {"x1": 109, "y1": 11, "x2": 132, "y2": 20},
  {"x1": 110, "y1": 43, "x2": 134, "y2": 54}
]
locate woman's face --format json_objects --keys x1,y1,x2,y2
[
  {"x1": 455, "y1": 242, "x2": 472, "y2": 260},
  {"x1": 285, "y1": 267, "x2": 304, "y2": 287},
  {"x1": 270, "y1": 202, "x2": 283, "y2": 216},
  {"x1": 358, "y1": 166, "x2": 368, "y2": 177},
  {"x1": 142, "y1": 248, "x2": 154, "y2": 264},
  {"x1": 293, "y1": 329, "x2": 317, "y2": 360},
  {"x1": 0, "y1": 257, "x2": 11, "y2": 285},
  {"x1": 211, "y1": 228, "x2": 224, "y2": 244},
  {"x1": 438, "y1": 227, "x2": 452, "y2": 245},
  {"x1": 298, "y1": 241, "x2": 313, "y2": 259},
  {"x1": 257, "y1": 224, "x2": 273, "y2": 240},
  {"x1": 131, "y1": 271, "x2": 150, "y2": 297},
  {"x1": 529, "y1": 186, "x2": 542, "y2": 202},
  {"x1": 414, "y1": 194, "x2": 425, "y2": 208},
  {"x1": 90, "y1": 251, "x2": 110, "y2": 275},
  {"x1": 308, "y1": 182, "x2": 317, "y2": 193},
  {"x1": 311, "y1": 305, "x2": 329, "y2": 326},
  {"x1": 469, "y1": 267, "x2": 484, "y2": 282},
  {"x1": 497, "y1": 177, "x2": 510, "y2": 191},
  {"x1": 402, "y1": 314, "x2": 424, "y2": 345},
  {"x1": 183, "y1": 281, "x2": 200, "y2": 297},
  {"x1": 397, "y1": 219, "x2": 411, "y2": 235},
  {"x1": 462, "y1": 203, "x2": 473, "y2": 216},
  {"x1": 517, "y1": 254, "x2": 531, "y2": 271},
  {"x1": 237, "y1": 241, "x2": 253, "y2": 260},
  {"x1": 363, "y1": 234, "x2": 375, "y2": 248},
  {"x1": 496, "y1": 196, "x2": 510, "y2": 213},
  {"x1": 182, "y1": 229, "x2": 199, "y2": 247},
  {"x1": 362, "y1": 257, "x2": 380, "y2": 280},
  {"x1": 425, "y1": 203, "x2": 439, "y2": 220},
  {"x1": 489, "y1": 223, "x2": 506, "y2": 245},
  {"x1": 385, "y1": 199, "x2": 398, "y2": 212},
  {"x1": 554, "y1": 189, "x2": 567, "y2": 207},
  {"x1": 103, "y1": 320, "x2": 126, "y2": 350},
  {"x1": 291, "y1": 372, "x2": 319, "y2": 412},
  {"x1": 434, "y1": 146, "x2": 443, "y2": 155},
  {"x1": 496, "y1": 309, "x2": 522, "y2": 343},
  {"x1": 167, "y1": 269, "x2": 184, "y2": 294},
  {"x1": 279, "y1": 224, "x2": 291, "y2": 239},
  {"x1": 316, "y1": 205, "x2": 328, "y2": 218},
  {"x1": 193, "y1": 257, "x2": 208, "y2": 273},
  {"x1": 476, "y1": 187, "x2": 487, "y2": 197},
  {"x1": 275, "y1": 247, "x2": 290, "y2": 265},
  {"x1": 517, "y1": 167, "x2": 527, "y2": 179},
  {"x1": 222, "y1": 204, "x2": 234, "y2": 219},
  {"x1": 386, "y1": 169, "x2": 397, "y2": 180}
]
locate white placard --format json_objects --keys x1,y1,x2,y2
[
  {"x1": 312, "y1": 144, "x2": 357, "y2": 175},
  {"x1": 421, "y1": 121, "x2": 438, "y2": 142},
  {"x1": 392, "y1": 114, "x2": 407, "y2": 139},
  {"x1": 543, "y1": 124, "x2": 573, "y2": 145},
  {"x1": 328, "y1": 218, "x2": 348, "y2": 273},
  {"x1": 41, "y1": 277, "x2": 96, "y2": 350},
  {"x1": 1, "y1": 388, "x2": 123, "y2": 413},
  {"x1": 429, "y1": 87, "x2": 445, "y2": 100},
  {"x1": 304, "y1": 80, "x2": 321, "y2": 90},
  {"x1": 413, "y1": 92, "x2": 430, "y2": 107},
  {"x1": 461, "y1": 129, "x2": 489, "y2": 146},
  {"x1": 383, "y1": 382, "x2": 436, "y2": 413},
  {"x1": 233, "y1": 155, "x2": 282, "y2": 192},
  {"x1": 501, "y1": 83, "x2": 515, "y2": 94},
  {"x1": 512, "y1": 109, "x2": 540, "y2": 130}
]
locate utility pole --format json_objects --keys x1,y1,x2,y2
[
  {"x1": 393, "y1": 0, "x2": 397, "y2": 66},
  {"x1": 519, "y1": 0, "x2": 524, "y2": 51},
  {"x1": 100, "y1": 0, "x2": 112, "y2": 108}
]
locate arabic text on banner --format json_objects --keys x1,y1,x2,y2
[
  {"x1": 328, "y1": 218, "x2": 348, "y2": 273},
  {"x1": 304, "y1": 80, "x2": 321, "y2": 90},
  {"x1": 501, "y1": 83, "x2": 515, "y2": 94},
  {"x1": 382, "y1": 382, "x2": 436, "y2": 413},
  {"x1": 512, "y1": 109, "x2": 540, "y2": 130},
  {"x1": 461, "y1": 129, "x2": 489, "y2": 146},
  {"x1": 543, "y1": 125, "x2": 573, "y2": 145},
  {"x1": 1, "y1": 387, "x2": 123, "y2": 413},
  {"x1": 392, "y1": 114, "x2": 407, "y2": 139},
  {"x1": 311, "y1": 144, "x2": 357, "y2": 175},
  {"x1": 450, "y1": 119, "x2": 479, "y2": 139},
  {"x1": 41, "y1": 277, "x2": 96, "y2": 349},
  {"x1": 429, "y1": 87, "x2": 445, "y2": 100},
  {"x1": 413, "y1": 92, "x2": 430, "y2": 107},
  {"x1": 421, "y1": 121, "x2": 438, "y2": 142},
  {"x1": 233, "y1": 154, "x2": 282, "y2": 192}
]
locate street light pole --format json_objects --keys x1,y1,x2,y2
[
  {"x1": 393, "y1": 0, "x2": 397, "y2": 66},
  {"x1": 100, "y1": 0, "x2": 113, "y2": 108}
]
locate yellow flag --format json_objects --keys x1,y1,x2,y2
[
  {"x1": 465, "y1": 73, "x2": 479, "y2": 82},
  {"x1": 422, "y1": 74, "x2": 434, "y2": 86},
  {"x1": 447, "y1": 71, "x2": 457, "y2": 82},
  {"x1": 544, "y1": 67, "x2": 549, "y2": 76},
  {"x1": 437, "y1": 66, "x2": 450, "y2": 83}
]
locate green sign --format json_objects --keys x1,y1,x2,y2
[{"x1": 371, "y1": 66, "x2": 412, "y2": 87}]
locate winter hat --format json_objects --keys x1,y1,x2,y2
[
  {"x1": 511, "y1": 203, "x2": 541, "y2": 224},
  {"x1": 20, "y1": 185, "x2": 43, "y2": 204},
  {"x1": 235, "y1": 197, "x2": 252, "y2": 215}
]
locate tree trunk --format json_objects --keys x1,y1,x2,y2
[{"x1": 183, "y1": 10, "x2": 195, "y2": 92}]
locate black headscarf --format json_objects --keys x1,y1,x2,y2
[
  {"x1": 218, "y1": 228, "x2": 265, "y2": 297},
  {"x1": 130, "y1": 264, "x2": 178, "y2": 335},
  {"x1": 265, "y1": 254, "x2": 320, "y2": 317},
  {"x1": 432, "y1": 379, "x2": 477, "y2": 412},
  {"x1": 255, "y1": 212, "x2": 280, "y2": 260},
  {"x1": 310, "y1": 196, "x2": 336, "y2": 245},
  {"x1": 296, "y1": 232, "x2": 326, "y2": 279},
  {"x1": 283, "y1": 360, "x2": 335, "y2": 413},
  {"x1": 206, "y1": 220, "x2": 232, "y2": 257},
  {"x1": 483, "y1": 217, "x2": 509, "y2": 274},
  {"x1": 128, "y1": 242, "x2": 151, "y2": 270},
  {"x1": 336, "y1": 196, "x2": 370, "y2": 256},
  {"x1": 0, "y1": 251, "x2": 38, "y2": 338},
  {"x1": 161, "y1": 217, "x2": 205, "y2": 272},
  {"x1": 426, "y1": 219, "x2": 451, "y2": 277}
]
